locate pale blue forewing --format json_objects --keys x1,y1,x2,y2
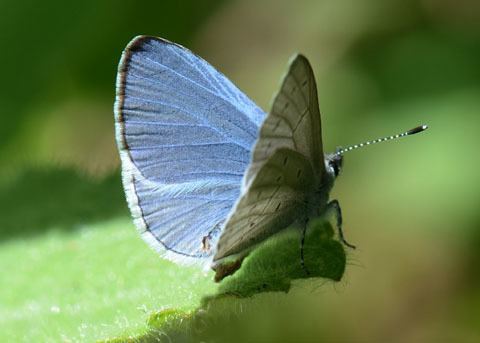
[{"x1": 114, "y1": 36, "x2": 265, "y2": 266}]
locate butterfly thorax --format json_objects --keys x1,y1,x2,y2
[{"x1": 306, "y1": 154, "x2": 338, "y2": 219}]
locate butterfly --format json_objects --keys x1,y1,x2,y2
[{"x1": 114, "y1": 36, "x2": 427, "y2": 280}]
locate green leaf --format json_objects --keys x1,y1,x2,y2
[
  {"x1": 215, "y1": 218, "x2": 346, "y2": 297},
  {"x1": 109, "y1": 219, "x2": 346, "y2": 342}
]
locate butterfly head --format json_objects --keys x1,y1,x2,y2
[{"x1": 326, "y1": 150, "x2": 344, "y2": 178}]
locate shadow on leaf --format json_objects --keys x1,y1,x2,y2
[
  {"x1": 0, "y1": 167, "x2": 127, "y2": 240},
  {"x1": 105, "y1": 220, "x2": 346, "y2": 342}
]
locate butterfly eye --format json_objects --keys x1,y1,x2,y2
[{"x1": 329, "y1": 160, "x2": 340, "y2": 177}]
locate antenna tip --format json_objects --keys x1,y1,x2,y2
[{"x1": 407, "y1": 124, "x2": 428, "y2": 135}]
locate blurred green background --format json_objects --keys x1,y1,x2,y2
[{"x1": 1, "y1": 0, "x2": 479, "y2": 341}]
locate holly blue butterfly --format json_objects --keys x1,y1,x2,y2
[{"x1": 114, "y1": 36, "x2": 427, "y2": 279}]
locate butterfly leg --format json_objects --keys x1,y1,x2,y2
[
  {"x1": 327, "y1": 200, "x2": 356, "y2": 249},
  {"x1": 300, "y1": 218, "x2": 310, "y2": 276}
]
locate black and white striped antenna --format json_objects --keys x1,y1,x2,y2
[{"x1": 334, "y1": 124, "x2": 428, "y2": 156}]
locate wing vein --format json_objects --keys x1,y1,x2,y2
[
  {"x1": 128, "y1": 142, "x2": 235, "y2": 149},
  {"x1": 166, "y1": 46, "x2": 220, "y2": 92},
  {"x1": 123, "y1": 120, "x2": 211, "y2": 128},
  {"x1": 127, "y1": 76, "x2": 256, "y2": 144},
  {"x1": 143, "y1": 57, "x2": 249, "y2": 119},
  {"x1": 289, "y1": 72, "x2": 309, "y2": 106},
  {"x1": 270, "y1": 112, "x2": 295, "y2": 132},
  {"x1": 124, "y1": 95, "x2": 251, "y2": 150}
]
